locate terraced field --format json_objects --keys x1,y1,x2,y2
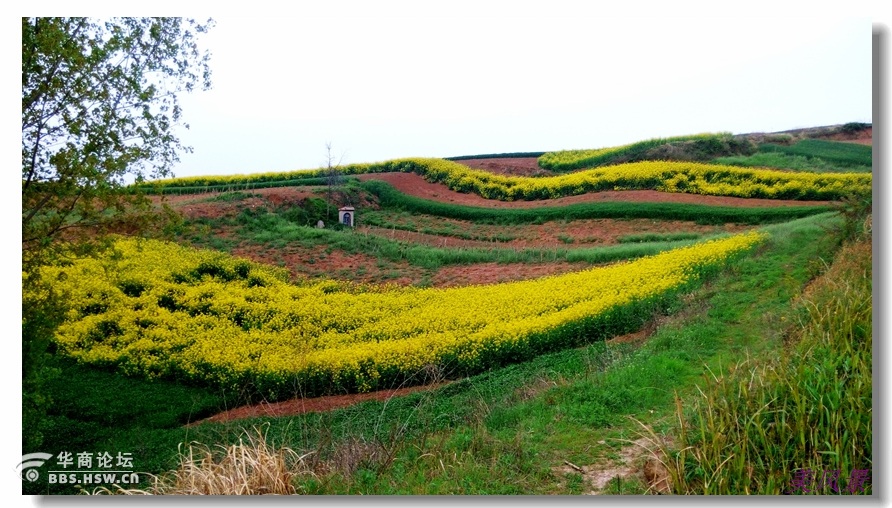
[{"x1": 27, "y1": 125, "x2": 873, "y2": 495}]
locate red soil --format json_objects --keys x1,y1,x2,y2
[
  {"x1": 153, "y1": 187, "x2": 325, "y2": 219},
  {"x1": 431, "y1": 261, "x2": 591, "y2": 287},
  {"x1": 230, "y1": 243, "x2": 426, "y2": 287},
  {"x1": 454, "y1": 157, "x2": 552, "y2": 177},
  {"x1": 821, "y1": 126, "x2": 872, "y2": 146}
]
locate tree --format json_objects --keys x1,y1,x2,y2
[
  {"x1": 322, "y1": 141, "x2": 345, "y2": 220},
  {"x1": 22, "y1": 17, "x2": 213, "y2": 264},
  {"x1": 21, "y1": 17, "x2": 214, "y2": 452}
]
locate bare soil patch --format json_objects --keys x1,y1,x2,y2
[
  {"x1": 818, "y1": 126, "x2": 872, "y2": 146},
  {"x1": 554, "y1": 436, "x2": 673, "y2": 494},
  {"x1": 228, "y1": 236, "x2": 599, "y2": 287},
  {"x1": 228, "y1": 243, "x2": 425, "y2": 287},
  {"x1": 154, "y1": 187, "x2": 327, "y2": 220},
  {"x1": 431, "y1": 261, "x2": 591, "y2": 287},
  {"x1": 453, "y1": 157, "x2": 552, "y2": 177}
]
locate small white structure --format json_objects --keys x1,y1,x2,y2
[
  {"x1": 338, "y1": 206, "x2": 355, "y2": 227},
  {"x1": 316, "y1": 220, "x2": 325, "y2": 229}
]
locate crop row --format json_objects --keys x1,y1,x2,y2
[
  {"x1": 446, "y1": 151, "x2": 546, "y2": 161},
  {"x1": 359, "y1": 180, "x2": 832, "y2": 224},
  {"x1": 39, "y1": 232, "x2": 766, "y2": 399},
  {"x1": 137, "y1": 157, "x2": 869, "y2": 201},
  {"x1": 385, "y1": 159, "x2": 869, "y2": 201}
]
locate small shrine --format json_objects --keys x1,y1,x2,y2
[{"x1": 338, "y1": 206, "x2": 355, "y2": 227}]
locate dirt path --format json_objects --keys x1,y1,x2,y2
[{"x1": 190, "y1": 383, "x2": 450, "y2": 425}]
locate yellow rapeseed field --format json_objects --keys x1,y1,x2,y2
[{"x1": 37, "y1": 231, "x2": 766, "y2": 398}]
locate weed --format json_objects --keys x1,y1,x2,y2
[
  {"x1": 602, "y1": 475, "x2": 647, "y2": 495},
  {"x1": 88, "y1": 425, "x2": 313, "y2": 495}
]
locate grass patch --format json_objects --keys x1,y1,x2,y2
[
  {"x1": 714, "y1": 151, "x2": 871, "y2": 173},
  {"x1": 757, "y1": 139, "x2": 872, "y2": 169},
  {"x1": 94, "y1": 426, "x2": 310, "y2": 495},
  {"x1": 23, "y1": 355, "x2": 233, "y2": 495}
]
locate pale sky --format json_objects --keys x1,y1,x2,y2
[{"x1": 170, "y1": 7, "x2": 876, "y2": 178}]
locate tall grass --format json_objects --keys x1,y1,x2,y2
[
  {"x1": 91, "y1": 426, "x2": 312, "y2": 495},
  {"x1": 667, "y1": 221, "x2": 872, "y2": 494}
]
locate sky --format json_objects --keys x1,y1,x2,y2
[{"x1": 168, "y1": 7, "x2": 876, "y2": 179}]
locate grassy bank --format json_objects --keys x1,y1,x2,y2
[{"x1": 667, "y1": 220, "x2": 872, "y2": 494}]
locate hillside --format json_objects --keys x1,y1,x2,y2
[{"x1": 24, "y1": 124, "x2": 872, "y2": 495}]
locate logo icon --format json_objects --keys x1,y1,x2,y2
[{"x1": 17, "y1": 453, "x2": 53, "y2": 482}]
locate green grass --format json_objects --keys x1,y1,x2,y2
[
  {"x1": 618, "y1": 232, "x2": 703, "y2": 244},
  {"x1": 714, "y1": 151, "x2": 871, "y2": 173},
  {"x1": 757, "y1": 139, "x2": 872, "y2": 169},
  {"x1": 23, "y1": 356, "x2": 233, "y2": 495},
  {"x1": 26, "y1": 211, "x2": 851, "y2": 494},
  {"x1": 537, "y1": 133, "x2": 754, "y2": 172}
]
